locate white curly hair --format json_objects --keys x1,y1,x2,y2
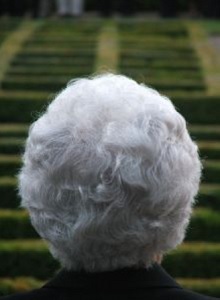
[{"x1": 19, "y1": 73, "x2": 201, "y2": 272}]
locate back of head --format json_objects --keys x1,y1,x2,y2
[{"x1": 19, "y1": 74, "x2": 201, "y2": 272}]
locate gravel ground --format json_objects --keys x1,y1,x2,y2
[{"x1": 209, "y1": 35, "x2": 220, "y2": 51}]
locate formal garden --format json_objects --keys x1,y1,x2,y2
[{"x1": 0, "y1": 17, "x2": 220, "y2": 297}]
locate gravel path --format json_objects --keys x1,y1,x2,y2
[{"x1": 209, "y1": 35, "x2": 220, "y2": 51}]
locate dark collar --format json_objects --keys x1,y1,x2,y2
[{"x1": 44, "y1": 263, "x2": 181, "y2": 290}]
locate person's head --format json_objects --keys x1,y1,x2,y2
[{"x1": 19, "y1": 74, "x2": 201, "y2": 272}]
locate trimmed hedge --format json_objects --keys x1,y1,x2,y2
[
  {"x1": 198, "y1": 142, "x2": 220, "y2": 160},
  {"x1": 178, "y1": 278, "x2": 220, "y2": 298},
  {"x1": 0, "y1": 210, "x2": 39, "y2": 239},
  {"x1": 202, "y1": 161, "x2": 220, "y2": 183},
  {"x1": 7, "y1": 66, "x2": 93, "y2": 77},
  {"x1": 25, "y1": 40, "x2": 97, "y2": 49},
  {"x1": 118, "y1": 20, "x2": 189, "y2": 35},
  {"x1": 0, "y1": 155, "x2": 20, "y2": 177},
  {"x1": 190, "y1": 126, "x2": 220, "y2": 141},
  {"x1": 118, "y1": 69, "x2": 203, "y2": 80},
  {"x1": 173, "y1": 95, "x2": 220, "y2": 124},
  {"x1": 0, "y1": 97, "x2": 47, "y2": 123},
  {"x1": 0, "y1": 138, "x2": 25, "y2": 154},
  {"x1": 120, "y1": 59, "x2": 201, "y2": 71},
  {"x1": 0, "y1": 277, "x2": 43, "y2": 297},
  {"x1": 11, "y1": 57, "x2": 94, "y2": 68},
  {"x1": 146, "y1": 79, "x2": 205, "y2": 92},
  {"x1": 2, "y1": 78, "x2": 205, "y2": 93},
  {"x1": 0, "y1": 241, "x2": 220, "y2": 279},
  {"x1": 120, "y1": 49, "x2": 198, "y2": 60},
  {"x1": 0, "y1": 124, "x2": 28, "y2": 138},
  {"x1": 163, "y1": 243, "x2": 220, "y2": 278},
  {"x1": 0, "y1": 240, "x2": 59, "y2": 279},
  {"x1": 121, "y1": 40, "x2": 194, "y2": 52},
  {"x1": 186, "y1": 208, "x2": 220, "y2": 242},
  {"x1": 199, "y1": 185, "x2": 220, "y2": 210},
  {"x1": 2, "y1": 76, "x2": 79, "y2": 92},
  {"x1": 0, "y1": 177, "x2": 20, "y2": 209},
  {"x1": 15, "y1": 52, "x2": 95, "y2": 61},
  {"x1": 0, "y1": 20, "x2": 20, "y2": 47}
]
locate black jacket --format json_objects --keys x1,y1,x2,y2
[{"x1": 1, "y1": 264, "x2": 219, "y2": 300}]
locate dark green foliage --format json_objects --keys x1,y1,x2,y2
[
  {"x1": 0, "y1": 210, "x2": 39, "y2": 239},
  {"x1": 190, "y1": 126, "x2": 220, "y2": 141},
  {"x1": 0, "y1": 178, "x2": 20, "y2": 209},
  {"x1": 7, "y1": 66, "x2": 92, "y2": 77},
  {"x1": 202, "y1": 161, "x2": 220, "y2": 183},
  {"x1": 2, "y1": 76, "x2": 69, "y2": 92},
  {"x1": 186, "y1": 209, "x2": 220, "y2": 242},
  {"x1": 173, "y1": 95, "x2": 220, "y2": 124},
  {"x1": 0, "y1": 124, "x2": 28, "y2": 138},
  {"x1": 198, "y1": 185, "x2": 220, "y2": 210},
  {"x1": 163, "y1": 243, "x2": 220, "y2": 278},
  {"x1": 0, "y1": 156, "x2": 20, "y2": 177},
  {"x1": 0, "y1": 97, "x2": 47, "y2": 123},
  {"x1": 199, "y1": 143, "x2": 220, "y2": 160},
  {"x1": 0, "y1": 138, "x2": 25, "y2": 154},
  {"x1": 0, "y1": 20, "x2": 20, "y2": 47},
  {"x1": 0, "y1": 277, "x2": 43, "y2": 297},
  {"x1": 179, "y1": 278, "x2": 220, "y2": 298},
  {"x1": 118, "y1": 20, "x2": 207, "y2": 97},
  {"x1": 0, "y1": 240, "x2": 59, "y2": 279}
]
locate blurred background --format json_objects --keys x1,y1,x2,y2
[{"x1": 0, "y1": 0, "x2": 220, "y2": 297}]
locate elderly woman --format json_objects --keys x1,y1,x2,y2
[{"x1": 2, "y1": 74, "x2": 218, "y2": 300}]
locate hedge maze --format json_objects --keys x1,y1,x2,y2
[{"x1": 0, "y1": 19, "x2": 220, "y2": 297}]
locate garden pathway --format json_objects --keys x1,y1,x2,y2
[
  {"x1": 187, "y1": 21, "x2": 220, "y2": 96},
  {"x1": 0, "y1": 20, "x2": 41, "y2": 87}
]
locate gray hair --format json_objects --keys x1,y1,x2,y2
[{"x1": 19, "y1": 74, "x2": 201, "y2": 272}]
